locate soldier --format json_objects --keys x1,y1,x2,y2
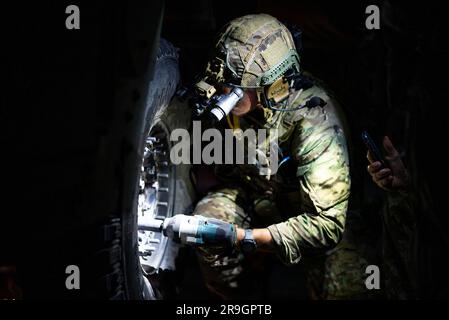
[
  {"x1": 190, "y1": 14, "x2": 351, "y2": 299},
  {"x1": 366, "y1": 134, "x2": 449, "y2": 299},
  {"x1": 366, "y1": 135, "x2": 417, "y2": 299}
]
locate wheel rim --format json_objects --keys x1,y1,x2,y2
[{"x1": 137, "y1": 121, "x2": 174, "y2": 276}]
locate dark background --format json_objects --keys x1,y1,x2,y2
[{"x1": 1, "y1": 0, "x2": 447, "y2": 299}]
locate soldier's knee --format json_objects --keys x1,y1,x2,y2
[
  {"x1": 193, "y1": 198, "x2": 219, "y2": 218},
  {"x1": 193, "y1": 188, "x2": 250, "y2": 227},
  {"x1": 193, "y1": 195, "x2": 241, "y2": 223}
]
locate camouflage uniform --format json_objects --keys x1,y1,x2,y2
[
  {"x1": 382, "y1": 191, "x2": 417, "y2": 299},
  {"x1": 194, "y1": 83, "x2": 351, "y2": 298},
  {"x1": 381, "y1": 188, "x2": 449, "y2": 299},
  {"x1": 192, "y1": 14, "x2": 351, "y2": 299}
]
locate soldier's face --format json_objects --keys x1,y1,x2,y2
[{"x1": 222, "y1": 86, "x2": 259, "y2": 116}]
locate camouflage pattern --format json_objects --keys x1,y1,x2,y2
[
  {"x1": 304, "y1": 211, "x2": 380, "y2": 300},
  {"x1": 377, "y1": 174, "x2": 449, "y2": 299},
  {"x1": 193, "y1": 81, "x2": 352, "y2": 298},
  {"x1": 266, "y1": 83, "x2": 350, "y2": 265},
  {"x1": 194, "y1": 14, "x2": 351, "y2": 299},
  {"x1": 193, "y1": 187, "x2": 255, "y2": 298},
  {"x1": 381, "y1": 187, "x2": 449, "y2": 299},
  {"x1": 205, "y1": 14, "x2": 300, "y2": 88},
  {"x1": 382, "y1": 191, "x2": 417, "y2": 299}
]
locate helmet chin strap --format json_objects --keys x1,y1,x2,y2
[
  {"x1": 267, "y1": 100, "x2": 292, "y2": 112},
  {"x1": 256, "y1": 88, "x2": 264, "y2": 107},
  {"x1": 266, "y1": 95, "x2": 326, "y2": 112}
]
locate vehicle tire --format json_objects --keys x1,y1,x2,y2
[
  {"x1": 77, "y1": 38, "x2": 195, "y2": 300},
  {"x1": 2, "y1": 3, "x2": 197, "y2": 300},
  {"x1": 124, "y1": 39, "x2": 195, "y2": 300}
]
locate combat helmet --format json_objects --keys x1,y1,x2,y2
[{"x1": 202, "y1": 14, "x2": 301, "y2": 109}]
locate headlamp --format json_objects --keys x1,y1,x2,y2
[{"x1": 190, "y1": 80, "x2": 244, "y2": 126}]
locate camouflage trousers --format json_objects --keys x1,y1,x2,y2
[
  {"x1": 304, "y1": 209, "x2": 381, "y2": 300},
  {"x1": 193, "y1": 186, "x2": 277, "y2": 299},
  {"x1": 194, "y1": 186, "x2": 378, "y2": 299}
]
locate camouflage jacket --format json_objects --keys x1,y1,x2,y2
[{"x1": 215, "y1": 80, "x2": 351, "y2": 265}]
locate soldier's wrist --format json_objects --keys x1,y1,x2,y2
[{"x1": 236, "y1": 227, "x2": 245, "y2": 245}]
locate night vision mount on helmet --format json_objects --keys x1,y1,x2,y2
[{"x1": 190, "y1": 14, "x2": 325, "y2": 124}]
